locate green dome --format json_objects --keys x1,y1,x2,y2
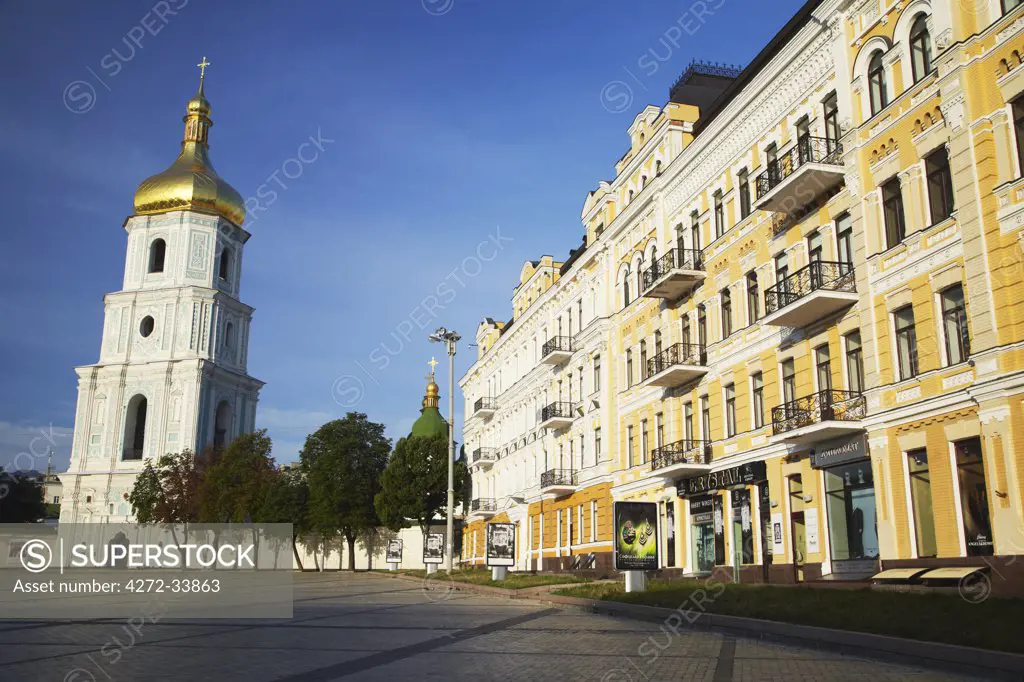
[{"x1": 411, "y1": 406, "x2": 448, "y2": 439}]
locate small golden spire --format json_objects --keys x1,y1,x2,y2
[
  {"x1": 197, "y1": 56, "x2": 211, "y2": 92},
  {"x1": 423, "y1": 358, "x2": 440, "y2": 409}
]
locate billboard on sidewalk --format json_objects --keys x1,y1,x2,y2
[
  {"x1": 423, "y1": 533, "x2": 444, "y2": 564},
  {"x1": 386, "y1": 539, "x2": 403, "y2": 564},
  {"x1": 614, "y1": 502, "x2": 659, "y2": 571},
  {"x1": 486, "y1": 523, "x2": 515, "y2": 567}
]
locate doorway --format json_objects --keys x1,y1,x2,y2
[{"x1": 789, "y1": 475, "x2": 806, "y2": 582}]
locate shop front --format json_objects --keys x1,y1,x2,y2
[
  {"x1": 812, "y1": 435, "x2": 879, "y2": 578},
  {"x1": 678, "y1": 461, "x2": 769, "y2": 582}
]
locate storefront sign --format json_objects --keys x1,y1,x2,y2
[
  {"x1": 486, "y1": 523, "x2": 515, "y2": 567},
  {"x1": 771, "y1": 512, "x2": 785, "y2": 556},
  {"x1": 805, "y1": 507, "x2": 820, "y2": 554},
  {"x1": 614, "y1": 502, "x2": 659, "y2": 571},
  {"x1": 386, "y1": 539, "x2": 403, "y2": 564},
  {"x1": 423, "y1": 533, "x2": 444, "y2": 564},
  {"x1": 679, "y1": 461, "x2": 767, "y2": 496},
  {"x1": 812, "y1": 435, "x2": 867, "y2": 469}
]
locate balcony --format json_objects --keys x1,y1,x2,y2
[
  {"x1": 540, "y1": 468, "x2": 577, "y2": 496},
  {"x1": 771, "y1": 390, "x2": 867, "y2": 445},
  {"x1": 471, "y1": 447, "x2": 497, "y2": 470},
  {"x1": 641, "y1": 343, "x2": 708, "y2": 388},
  {"x1": 469, "y1": 498, "x2": 497, "y2": 518},
  {"x1": 540, "y1": 336, "x2": 574, "y2": 365},
  {"x1": 650, "y1": 439, "x2": 713, "y2": 477},
  {"x1": 762, "y1": 261, "x2": 857, "y2": 328},
  {"x1": 473, "y1": 397, "x2": 497, "y2": 419},
  {"x1": 754, "y1": 136, "x2": 845, "y2": 213},
  {"x1": 539, "y1": 401, "x2": 576, "y2": 430},
  {"x1": 641, "y1": 247, "x2": 706, "y2": 300}
]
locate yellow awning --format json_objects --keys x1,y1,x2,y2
[
  {"x1": 919, "y1": 567, "x2": 987, "y2": 580},
  {"x1": 871, "y1": 568, "x2": 930, "y2": 580}
]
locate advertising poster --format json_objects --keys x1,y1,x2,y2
[
  {"x1": 486, "y1": 523, "x2": 515, "y2": 567},
  {"x1": 771, "y1": 512, "x2": 785, "y2": 556},
  {"x1": 423, "y1": 533, "x2": 444, "y2": 564},
  {"x1": 386, "y1": 539, "x2": 403, "y2": 564},
  {"x1": 614, "y1": 502, "x2": 659, "y2": 571}
]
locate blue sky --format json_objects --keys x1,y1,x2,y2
[{"x1": 0, "y1": 0, "x2": 807, "y2": 472}]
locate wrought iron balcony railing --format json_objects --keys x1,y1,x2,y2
[
  {"x1": 474, "y1": 397, "x2": 497, "y2": 413},
  {"x1": 645, "y1": 342, "x2": 707, "y2": 380},
  {"x1": 470, "y1": 498, "x2": 497, "y2": 513},
  {"x1": 755, "y1": 136, "x2": 844, "y2": 199},
  {"x1": 540, "y1": 468, "x2": 577, "y2": 488},
  {"x1": 122, "y1": 448, "x2": 144, "y2": 461},
  {"x1": 650, "y1": 439, "x2": 712, "y2": 472},
  {"x1": 771, "y1": 390, "x2": 867, "y2": 436},
  {"x1": 541, "y1": 336, "x2": 574, "y2": 358},
  {"x1": 641, "y1": 247, "x2": 705, "y2": 291},
  {"x1": 471, "y1": 447, "x2": 497, "y2": 464},
  {"x1": 765, "y1": 261, "x2": 855, "y2": 315},
  {"x1": 540, "y1": 401, "x2": 576, "y2": 422}
]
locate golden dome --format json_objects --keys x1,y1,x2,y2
[{"x1": 133, "y1": 67, "x2": 245, "y2": 226}]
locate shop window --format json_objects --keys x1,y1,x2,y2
[
  {"x1": 751, "y1": 373, "x2": 764, "y2": 429},
  {"x1": 907, "y1": 449, "x2": 937, "y2": 558},
  {"x1": 823, "y1": 460, "x2": 879, "y2": 562},
  {"x1": 882, "y1": 177, "x2": 906, "y2": 249},
  {"x1": 868, "y1": 51, "x2": 888, "y2": 115},
  {"x1": 731, "y1": 489, "x2": 754, "y2": 564},
  {"x1": 941, "y1": 284, "x2": 970, "y2": 365},
  {"x1": 689, "y1": 496, "x2": 717, "y2": 572},
  {"x1": 955, "y1": 438, "x2": 994, "y2": 556},
  {"x1": 664, "y1": 501, "x2": 676, "y2": 567},
  {"x1": 926, "y1": 147, "x2": 955, "y2": 224},
  {"x1": 894, "y1": 305, "x2": 919, "y2": 380},
  {"x1": 909, "y1": 15, "x2": 933, "y2": 84},
  {"x1": 845, "y1": 331, "x2": 865, "y2": 394}
]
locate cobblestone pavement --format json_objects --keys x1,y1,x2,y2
[{"x1": 0, "y1": 572, "x2": 987, "y2": 681}]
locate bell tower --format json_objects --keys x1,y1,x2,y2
[{"x1": 62, "y1": 60, "x2": 264, "y2": 522}]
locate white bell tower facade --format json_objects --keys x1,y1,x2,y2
[{"x1": 62, "y1": 61, "x2": 264, "y2": 523}]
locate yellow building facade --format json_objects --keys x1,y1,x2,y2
[{"x1": 461, "y1": 0, "x2": 1024, "y2": 595}]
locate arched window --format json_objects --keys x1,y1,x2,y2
[
  {"x1": 1004, "y1": 0, "x2": 1023, "y2": 16},
  {"x1": 122, "y1": 395, "x2": 147, "y2": 460},
  {"x1": 218, "y1": 249, "x2": 231, "y2": 281},
  {"x1": 214, "y1": 400, "x2": 232, "y2": 449},
  {"x1": 868, "y1": 52, "x2": 888, "y2": 115},
  {"x1": 909, "y1": 15, "x2": 932, "y2": 83},
  {"x1": 148, "y1": 239, "x2": 166, "y2": 273},
  {"x1": 721, "y1": 288, "x2": 733, "y2": 338},
  {"x1": 224, "y1": 322, "x2": 234, "y2": 350},
  {"x1": 622, "y1": 267, "x2": 631, "y2": 307}
]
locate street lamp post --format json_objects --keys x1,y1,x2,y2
[{"x1": 429, "y1": 327, "x2": 460, "y2": 573}]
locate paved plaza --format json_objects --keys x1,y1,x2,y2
[{"x1": 0, "y1": 572, "x2": 988, "y2": 681}]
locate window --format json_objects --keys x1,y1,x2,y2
[
  {"x1": 219, "y1": 249, "x2": 231, "y2": 281},
  {"x1": 1004, "y1": 0, "x2": 1022, "y2": 15},
  {"x1": 724, "y1": 384, "x2": 736, "y2": 438},
  {"x1": 941, "y1": 284, "x2": 970, "y2": 365},
  {"x1": 148, "y1": 239, "x2": 166, "y2": 273},
  {"x1": 845, "y1": 331, "x2": 865, "y2": 394},
  {"x1": 954, "y1": 438, "x2": 993, "y2": 556},
  {"x1": 894, "y1": 305, "x2": 919, "y2": 380},
  {"x1": 907, "y1": 449, "x2": 937, "y2": 558},
  {"x1": 746, "y1": 272, "x2": 760, "y2": 323},
  {"x1": 123, "y1": 395, "x2": 147, "y2": 461},
  {"x1": 738, "y1": 169, "x2": 751, "y2": 219},
  {"x1": 1014, "y1": 96, "x2": 1024, "y2": 175},
  {"x1": 781, "y1": 359, "x2": 796, "y2": 405},
  {"x1": 639, "y1": 340, "x2": 648, "y2": 381},
  {"x1": 766, "y1": 143, "x2": 779, "y2": 185},
  {"x1": 836, "y1": 214, "x2": 854, "y2": 273},
  {"x1": 578, "y1": 299, "x2": 583, "y2": 330},
  {"x1": 909, "y1": 15, "x2": 933, "y2": 83},
  {"x1": 591, "y1": 501, "x2": 598, "y2": 542},
  {"x1": 593, "y1": 355, "x2": 601, "y2": 392},
  {"x1": 774, "y1": 252, "x2": 790, "y2": 297},
  {"x1": 622, "y1": 268, "x2": 631, "y2": 307},
  {"x1": 627, "y1": 425, "x2": 635, "y2": 468},
  {"x1": 224, "y1": 322, "x2": 234, "y2": 350},
  {"x1": 697, "y1": 304, "x2": 707, "y2": 350},
  {"x1": 641, "y1": 419, "x2": 649, "y2": 464},
  {"x1": 681, "y1": 314, "x2": 692, "y2": 349},
  {"x1": 824, "y1": 92, "x2": 840, "y2": 154},
  {"x1": 684, "y1": 402, "x2": 694, "y2": 442},
  {"x1": 139, "y1": 316, "x2": 155, "y2": 338},
  {"x1": 926, "y1": 147, "x2": 955, "y2": 223},
  {"x1": 578, "y1": 505, "x2": 584, "y2": 544},
  {"x1": 701, "y1": 397, "x2": 711, "y2": 441},
  {"x1": 882, "y1": 177, "x2": 906, "y2": 248},
  {"x1": 690, "y1": 210, "x2": 701, "y2": 252},
  {"x1": 655, "y1": 412, "x2": 664, "y2": 448},
  {"x1": 796, "y1": 116, "x2": 811, "y2": 163},
  {"x1": 595, "y1": 428, "x2": 602, "y2": 461},
  {"x1": 654, "y1": 330, "x2": 663, "y2": 358},
  {"x1": 714, "y1": 191, "x2": 725, "y2": 238},
  {"x1": 752, "y1": 372, "x2": 765, "y2": 429},
  {"x1": 721, "y1": 288, "x2": 733, "y2": 337},
  {"x1": 815, "y1": 345, "x2": 832, "y2": 393},
  {"x1": 626, "y1": 349, "x2": 633, "y2": 386},
  {"x1": 868, "y1": 52, "x2": 888, "y2": 115},
  {"x1": 808, "y1": 231, "x2": 823, "y2": 264}
]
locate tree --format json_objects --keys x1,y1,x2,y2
[
  {"x1": 198, "y1": 430, "x2": 276, "y2": 523},
  {"x1": 301, "y1": 413, "x2": 390, "y2": 571},
  {"x1": 128, "y1": 451, "x2": 202, "y2": 524},
  {"x1": 0, "y1": 473, "x2": 46, "y2": 523},
  {"x1": 259, "y1": 467, "x2": 312, "y2": 570},
  {"x1": 375, "y1": 433, "x2": 469, "y2": 542}
]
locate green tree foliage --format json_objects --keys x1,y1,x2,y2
[
  {"x1": 259, "y1": 467, "x2": 312, "y2": 569},
  {"x1": 0, "y1": 474, "x2": 46, "y2": 523},
  {"x1": 375, "y1": 433, "x2": 468, "y2": 540},
  {"x1": 198, "y1": 430, "x2": 276, "y2": 523},
  {"x1": 128, "y1": 451, "x2": 202, "y2": 524},
  {"x1": 301, "y1": 413, "x2": 390, "y2": 571}
]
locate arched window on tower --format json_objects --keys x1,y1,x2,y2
[
  {"x1": 909, "y1": 15, "x2": 932, "y2": 83},
  {"x1": 219, "y1": 249, "x2": 231, "y2": 281},
  {"x1": 224, "y1": 322, "x2": 234, "y2": 351},
  {"x1": 122, "y1": 395, "x2": 147, "y2": 460},
  {"x1": 148, "y1": 239, "x2": 166, "y2": 274},
  {"x1": 214, "y1": 400, "x2": 232, "y2": 450}
]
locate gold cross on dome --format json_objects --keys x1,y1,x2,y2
[
  {"x1": 197, "y1": 56, "x2": 211, "y2": 84},
  {"x1": 428, "y1": 357, "x2": 439, "y2": 374}
]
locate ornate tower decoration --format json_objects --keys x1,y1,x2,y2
[{"x1": 62, "y1": 59, "x2": 264, "y2": 523}]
